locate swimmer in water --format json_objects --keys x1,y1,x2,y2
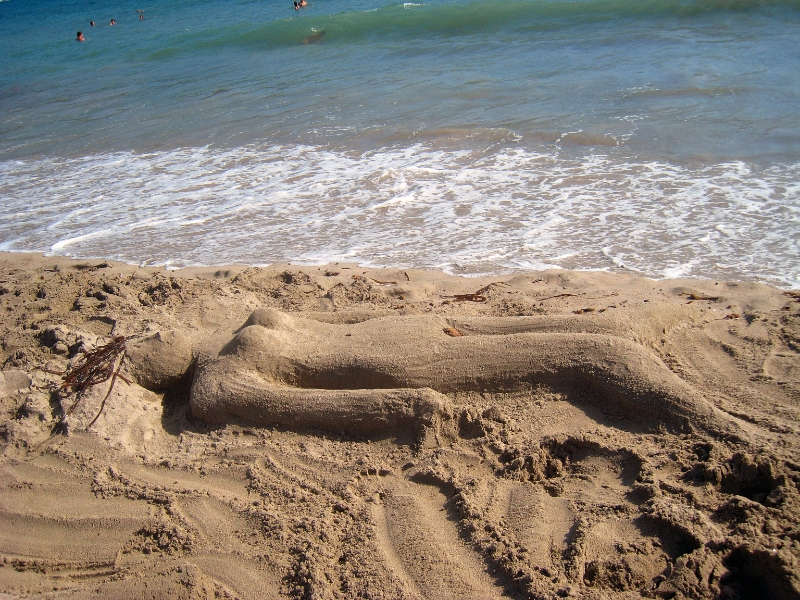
[
  {"x1": 140, "y1": 14, "x2": 144, "y2": 19},
  {"x1": 90, "y1": 20, "x2": 95, "y2": 27},
  {"x1": 294, "y1": 1, "x2": 299, "y2": 9},
  {"x1": 76, "y1": 31, "x2": 85, "y2": 41},
  {"x1": 110, "y1": 19, "x2": 116, "y2": 25}
]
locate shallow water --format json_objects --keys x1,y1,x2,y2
[{"x1": 2, "y1": 0, "x2": 799, "y2": 286}]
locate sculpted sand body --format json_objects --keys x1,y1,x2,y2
[{"x1": 188, "y1": 308, "x2": 738, "y2": 437}]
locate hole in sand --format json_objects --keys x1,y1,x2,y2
[{"x1": 722, "y1": 545, "x2": 800, "y2": 600}]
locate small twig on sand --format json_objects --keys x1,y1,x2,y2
[
  {"x1": 536, "y1": 293, "x2": 580, "y2": 302},
  {"x1": 446, "y1": 282, "x2": 508, "y2": 303}
]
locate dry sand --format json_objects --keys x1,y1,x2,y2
[{"x1": 0, "y1": 251, "x2": 798, "y2": 599}]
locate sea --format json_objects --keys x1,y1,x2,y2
[{"x1": 1, "y1": 0, "x2": 799, "y2": 288}]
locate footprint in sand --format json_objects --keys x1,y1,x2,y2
[{"x1": 373, "y1": 475, "x2": 507, "y2": 599}]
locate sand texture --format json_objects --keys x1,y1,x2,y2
[{"x1": 1, "y1": 252, "x2": 799, "y2": 599}]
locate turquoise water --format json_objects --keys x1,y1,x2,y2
[{"x1": 2, "y1": 0, "x2": 800, "y2": 286}]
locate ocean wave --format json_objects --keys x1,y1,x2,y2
[
  {"x1": 142, "y1": 0, "x2": 800, "y2": 56},
  {"x1": 1, "y1": 142, "x2": 798, "y2": 287}
]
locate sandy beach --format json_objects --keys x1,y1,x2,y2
[{"x1": 0, "y1": 251, "x2": 798, "y2": 599}]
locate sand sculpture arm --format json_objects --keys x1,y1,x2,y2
[{"x1": 190, "y1": 362, "x2": 450, "y2": 435}]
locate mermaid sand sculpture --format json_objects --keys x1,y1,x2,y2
[{"x1": 130, "y1": 307, "x2": 740, "y2": 439}]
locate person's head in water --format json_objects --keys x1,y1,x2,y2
[
  {"x1": 139, "y1": 14, "x2": 144, "y2": 20},
  {"x1": 90, "y1": 20, "x2": 95, "y2": 27},
  {"x1": 294, "y1": 1, "x2": 299, "y2": 9},
  {"x1": 110, "y1": 19, "x2": 116, "y2": 25},
  {"x1": 76, "y1": 31, "x2": 85, "y2": 41}
]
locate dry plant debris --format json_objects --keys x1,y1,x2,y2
[
  {"x1": 680, "y1": 293, "x2": 720, "y2": 301},
  {"x1": 536, "y1": 293, "x2": 580, "y2": 302},
  {"x1": 447, "y1": 282, "x2": 507, "y2": 303},
  {"x1": 57, "y1": 336, "x2": 131, "y2": 428},
  {"x1": 443, "y1": 327, "x2": 464, "y2": 337}
]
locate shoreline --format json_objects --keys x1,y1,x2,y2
[
  {"x1": 1, "y1": 250, "x2": 799, "y2": 598},
  {"x1": 4, "y1": 249, "x2": 797, "y2": 290},
  {"x1": 5, "y1": 144, "x2": 800, "y2": 293}
]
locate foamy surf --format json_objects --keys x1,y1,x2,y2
[{"x1": 1, "y1": 143, "x2": 798, "y2": 287}]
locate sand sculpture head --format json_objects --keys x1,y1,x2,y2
[{"x1": 126, "y1": 330, "x2": 195, "y2": 391}]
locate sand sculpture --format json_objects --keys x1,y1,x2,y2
[{"x1": 171, "y1": 308, "x2": 740, "y2": 438}]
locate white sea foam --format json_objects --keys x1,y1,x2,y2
[{"x1": 1, "y1": 143, "x2": 799, "y2": 287}]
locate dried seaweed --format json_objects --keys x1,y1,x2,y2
[
  {"x1": 58, "y1": 336, "x2": 130, "y2": 429},
  {"x1": 448, "y1": 282, "x2": 507, "y2": 303},
  {"x1": 451, "y1": 293, "x2": 487, "y2": 303},
  {"x1": 536, "y1": 293, "x2": 580, "y2": 302},
  {"x1": 74, "y1": 262, "x2": 111, "y2": 272}
]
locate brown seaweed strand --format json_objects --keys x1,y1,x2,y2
[{"x1": 60, "y1": 336, "x2": 130, "y2": 427}]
